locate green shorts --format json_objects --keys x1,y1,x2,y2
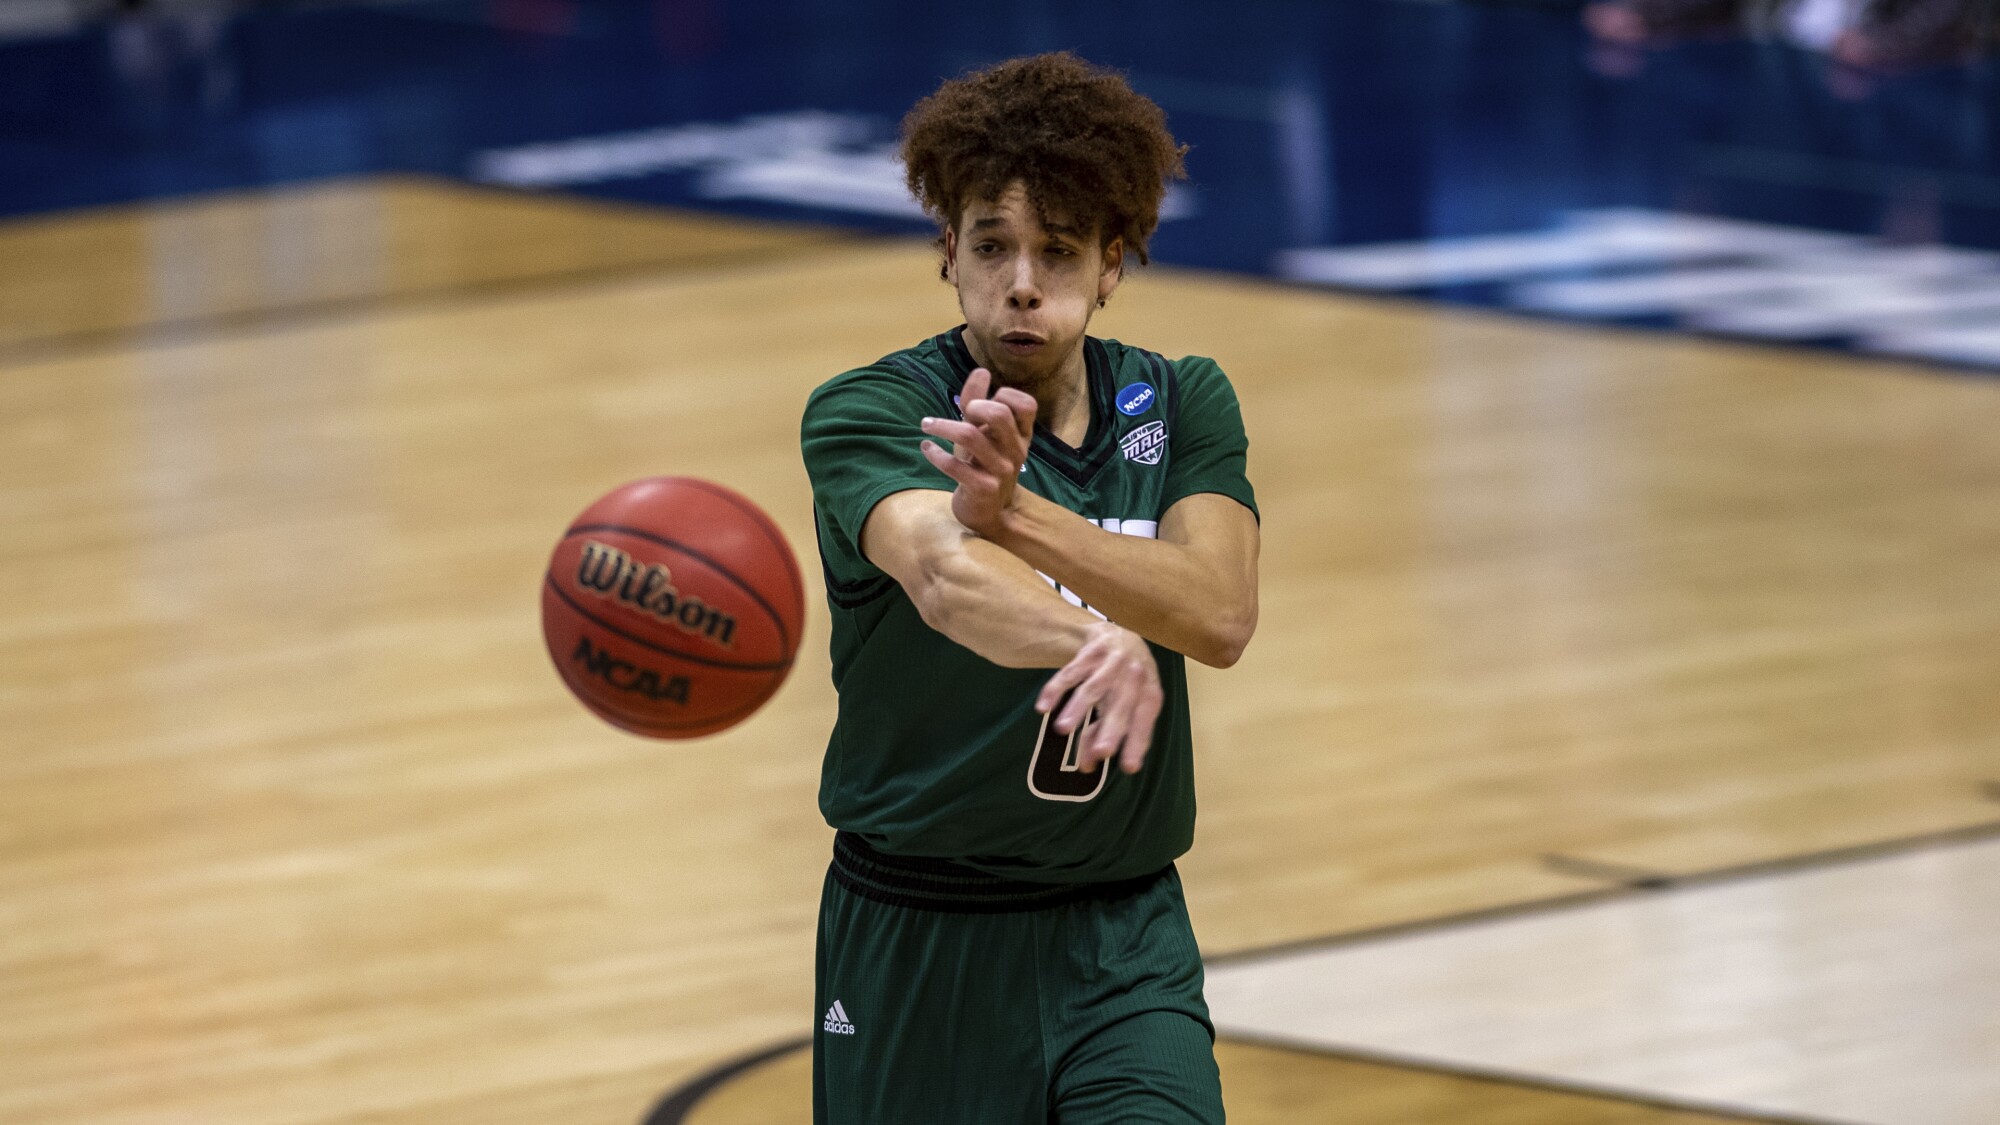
[{"x1": 813, "y1": 832, "x2": 1223, "y2": 1125}]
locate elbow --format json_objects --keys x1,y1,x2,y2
[
  {"x1": 1201, "y1": 634, "x2": 1249, "y2": 669},
  {"x1": 1195, "y1": 603, "x2": 1258, "y2": 669}
]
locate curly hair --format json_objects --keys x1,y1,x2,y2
[{"x1": 901, "y1": 52, "x2": 1187, "y2": 279}]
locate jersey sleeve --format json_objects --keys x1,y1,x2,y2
[
  {"x1": 801, "y1": 367, "x2": 955, "y2": 581},
  {"x1": 1164, "y1": 356, "x2": 1258, "y2": 520}
]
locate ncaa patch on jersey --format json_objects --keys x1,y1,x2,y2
[
  {"x1": 1115, "y1": 382, "x2": 1157, "y2": 416},
  {"x1": 1120, "y1": 420, "x2": 1167, "y2": 465}
]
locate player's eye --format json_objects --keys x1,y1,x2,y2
[{"x1": 974, "y1": 242, "x2": 1000, "y2": 254}]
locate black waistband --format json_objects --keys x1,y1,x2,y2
[{"x1": 829, "y1": 831, "x2": 1170, "y2": 914}]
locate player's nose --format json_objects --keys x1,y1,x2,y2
[{"x1": 1005, "y1": 255, "x2": 1041, "y2": 309}]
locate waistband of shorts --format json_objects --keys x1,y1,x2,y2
[{"x1": 829, "y1": 831, "x2": 1171, "y2": 914}]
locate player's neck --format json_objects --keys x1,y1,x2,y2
[{"x1": 963, "y1": 335, "x2": 1091, "y2": 447}]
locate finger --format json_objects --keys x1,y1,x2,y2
[
  {"x1": 962, "y1": 398, "x2": 1018, "y2": 435},
  {"x1": 921, "y1": 416, "x2": 984, "y2": 443},
  {"x1": 1057, "y1": 658, "x2": 1118, "y2": 734},
  {"x1": 920, "y1": 440, "x2": 978, "y2": 484},
  {"x1": 1059, "y1": 685, "x2": 1105, "y2": 737},
  {"x1": 1074, "y1": 708, "x2": 1107, "y2": 774},
  {"x1": 963, "y1": 367, "x2": 992, "y2": 407},
  {"x1": 991, "y1": 386, "x2": 1036, "y2": 415},
  {"x1": 1083, "y1": 692, "x2": 1128, "y2": 771},
  {"x1": 1037, "y1": 664, "x2": 1085, "y2": 713},
  {"x1": 1091, "y1": 660, "x2": 1152, "y2": 770},
  {"x1": 966, "y1": 396, "x2": 1029, "y2": 445},
  {"x1": 1119, "y1": 683, "x2": 1164, "y2": 774},
  {"x1": 964, "y1": 400, "x2": 1029, "y2": 464},
  {"x1": 991, "y1": 387, "x2": 1038, "y2": 441},
  {"x1": 921, "y1": 417, "x2": 1004, "y2": 469},
  {"x1": 920, "y1": 417, "x2": 975, "y2": 465}
]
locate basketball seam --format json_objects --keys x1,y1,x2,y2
[
  {"x1": 663, "y1": 478, "x2": 805, "y2": 615},
  {"x1": 544, "y1": 575, "x2": 795, "y2": 672},
  {"x1": 562, "y1": 521, "x2": 793, "y2": 652}
]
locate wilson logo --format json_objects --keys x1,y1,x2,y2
[
  {"x1": 570, "y1": 636, "x2": 691, "y2": 704},
  {"x1": 1119, "y1": 421, "x2": 1167, "y2": 465},
  {"x1": 574, "y1": 540, "x2": 737, "y2": 647}
]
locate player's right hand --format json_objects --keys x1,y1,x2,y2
[
  {"x1": 918, "y1": 367, "x2": 1037, "y2": 539},
  {"x1": 1036, "y1": 621, "x2": 1163, "y2": 775}
]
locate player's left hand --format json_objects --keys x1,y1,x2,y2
[
  {"x1": 1037, "y1": 621, "x2": 1163, "y2": 775},
  {"x1": 918, "y1": 367, "x2": 1038, "y2": 538}
]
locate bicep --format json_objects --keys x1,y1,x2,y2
[
  {"x1": 801, "y1": 370, "x2": 954, "y2": 572},
  {"x1": 1160, "y1": 493, "x2": 1261, "y2": 589}
]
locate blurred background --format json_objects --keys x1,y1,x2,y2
[{"x1": 2, "y1": 1, "x2": 1996, "y2": 1123}]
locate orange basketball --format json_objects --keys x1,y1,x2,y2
[{"x1": 542, "y1": 477, "x2": 804, "y2": 739}]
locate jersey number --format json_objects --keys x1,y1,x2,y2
[{"x1": 1026, "y1": 689, "x2": 1109, "y2": 803}]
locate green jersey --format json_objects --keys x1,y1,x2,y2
[{"x1": 800, "y1": 328, "x2": 1256, "y2": 884}]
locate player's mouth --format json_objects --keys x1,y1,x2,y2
[{"x1": 999, "y1": 331, "x2": 1046, "y2": 356}]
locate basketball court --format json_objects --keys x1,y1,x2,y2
[{"x1": 2, "y1": 3, "x2": 1997, "y2": 1122}]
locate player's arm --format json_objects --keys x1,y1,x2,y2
[
  {"x1": 863, "y1": 488, "x2": 1098, "y2": 668},
  {"x1": 919, "y1": 369, "x2": 1259, "y2": 669},
  {"x1": 987, "y1": 490, "x2": 1258, "y2": 669},
  {"x1": 861, "y1": 489, "x2": 1165, "y2": 774}
]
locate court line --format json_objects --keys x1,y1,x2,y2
[
  {"x1": 0, "y1": 233, "x2": 867, "y2": 369},
  {"x1": 1216, "y1": 1031, "x2": 1871, "y2": 1125},
  {"x1": 1540, "y1": 852, "x2": 1673, "y2": 888},
  {"x1": 1204, "y1": 815, "x2": 2000, "y2": 968},
  {"x1": 639, "y1": 1036, "x2": 810, "y2": 1125},
  {"x1": 636, "y1": 1031, "x2": 1850, "y2": 1125},
  {"x1": 637, "y1": 821, "x2": 2000, "y2": 1122}
]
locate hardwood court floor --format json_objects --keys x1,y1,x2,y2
[
  {"x1": 1207, "y1": 835, "x2": 2000, "y2": 1123},
  {"x1": 0, "y1": 175, "x2": 845, "y2": 356},
  {"x1": 1, "y1": 179, "x2": 1997, "y2": 1124},
  {"x1": 681, "y1": 1041, "x2": 1765, "y2": 1125}
]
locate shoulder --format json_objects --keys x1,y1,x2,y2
[
  {"x1": 1170, "y1": 353, "x2": 1230, "y2": 386},
  {"x1": 1168, "y1": 355, "x2": 1240, "y2": 413},
  {"x1": 1092, "y1": 335, "x2": 1176, "y2": 379},
  {"x1": 803, "y1": 340, "x2": 958, "y2": 423},
  {"x1": 1092, "y1": 337, "x2": 1231, "y2": 387},
  {"x1": 1091, "y1": 338, "x2": 1238, "y2": 423}
]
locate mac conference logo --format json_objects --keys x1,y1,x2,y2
[{"x1": 1120, "y1": 421, "x2": 1167, "y2": 465}]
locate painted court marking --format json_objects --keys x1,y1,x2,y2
[{"x1": 1205, "y1": 835, "x2": 2000, "y2": 1125}]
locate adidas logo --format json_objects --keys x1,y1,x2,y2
[{"x1": 822, "y1": 999, "x2": 857, "y2": 1036}]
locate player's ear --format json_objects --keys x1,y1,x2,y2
[
  {"x1": 943, "y1": 226, "x2": 959, "y2": 288},
  {"x1": 1097, "y1": 236, "x2": 1124, "y2": 306}
]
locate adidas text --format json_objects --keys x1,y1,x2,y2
[{"x1": 823, "y1": 1000, "x2": 857, "y2": 1036}]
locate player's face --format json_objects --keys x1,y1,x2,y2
[{"x1": 946, "y1": 183, "x2": 1123, "y2": 389}]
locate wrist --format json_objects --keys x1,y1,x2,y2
[
  {"x1": 986, "y1": 488, "x2": 1038, "y2": 549},
  {"x1": 1084, "y1": 618, "x2": 1125, "y2": 643}
]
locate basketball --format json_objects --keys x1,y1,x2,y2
[{"x1": 541, "y1": 477, "x2": 805, "y2": 739}]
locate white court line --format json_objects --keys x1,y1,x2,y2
[{"x1": 1206, "y1": 834, "x2": 2000, "y2": 1125}]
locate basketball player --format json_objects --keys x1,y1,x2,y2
[{"x1": 800, "y1": 52, "x2": 1259, "y2": 1124}]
